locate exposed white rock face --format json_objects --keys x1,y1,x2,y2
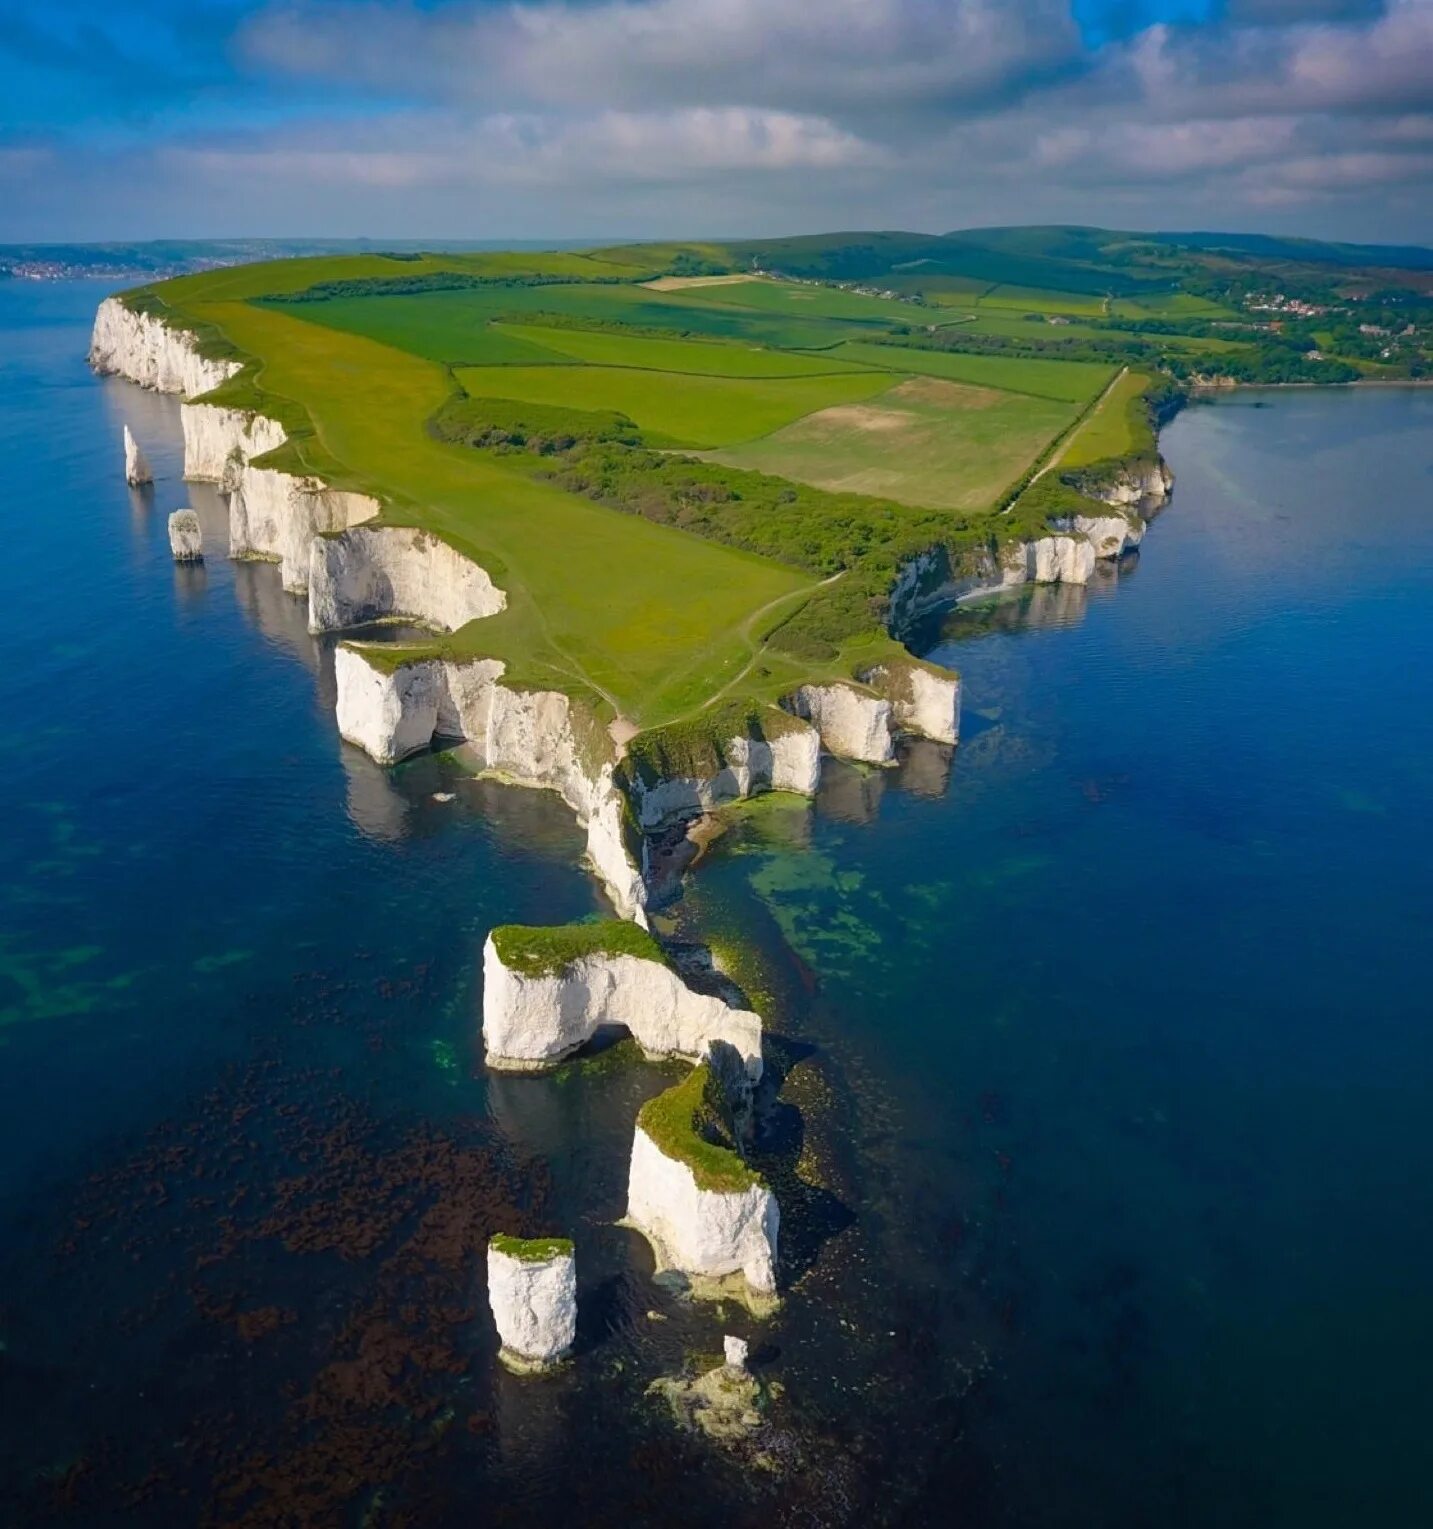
[
  {"x1": 787, "y1": 682, "x2": 894, "y2": 765},
  {"x1": 123, "y1": 426, "x2": 153, "y2": 486},
  {"x1": 167, "y1": 509, "x2": 202, "y2": 562},
  {"x1": 724, "y1": 1335, "x2": 749, "y2": 1371},
  {"x1": 1028, "y1": 534, "x2": 1097, "y2": 585},
  {"x1": 309, "y1": 526, "x2": 505, "y2": 634},
  {"x1": 92, "y1": 300, "x2": 383, "y2": 597},
  {"x1": 1094, "y1": 461, "x2": 1173, "y2": 508},
  {"x1": 863, "y1": 662, "x2": 961, "y2": 747},
  {"x1": 334, "y1": 647, "x2": 646, "y2": 922},
  {"x1": 627, "y1": 722, "x2": 822, "y2": 831},
  {"x1": 482, "y1": 939, "x2": 762, "y2": 1079},
  {"x1": 487, "y1": 1241, "x2": 577, "y2": 1372},
  {"x1": 626, "y1": 1125, "x2": 778, "y2": 1300},
  {"x1": 1074, "y1": 513, "x2": 1145, "y2": 559},
  {"x1": 180, "y1": 402, "x2": 381, "y2": 592},
  {"x1": 180, "y1": 402, "x2": 287, "y2": 487},
  {"x1": 90, "y1": 297, "x2": 239, "y2": 399},
  {"x1": 770, "y1": 727, "x2": 823, "y2": 795},
  {"x1": 233, "y1": 467, "x2": 380, "y2": 594}
]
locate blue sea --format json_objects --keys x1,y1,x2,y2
[{"x1": 1, "y1": 278, "x2": 1430, "y2": 1526}]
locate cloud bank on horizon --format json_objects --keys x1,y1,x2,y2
[{"x1": 3, "y1": 0, "x2": 1431, "y2": 243}]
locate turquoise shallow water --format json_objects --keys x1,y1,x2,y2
[{"x1": 0, "y1": 279, "x2": 1430, "y2": 1526}]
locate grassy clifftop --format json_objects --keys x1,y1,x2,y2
[{"x1": 120, "y1": 237, "x2": 1185, "y2": 737}]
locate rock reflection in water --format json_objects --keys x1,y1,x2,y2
[
  {"x1": 230, "y1": 558, "x2": 323, "y2": 675},
  {"x1": 894, "y1": 736, "x2": 953, "y2": 799},
  {"x1": 816, "y1": 757, "x2": 887, "y2": 825}
]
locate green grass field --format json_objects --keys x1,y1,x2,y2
[
  {"x1": 704, "y1": 375, "x2": 1077, "y2": 512},
  {"x1": 1059, "y1": 368, "x2": 1151, "y2": 468},
  {"x1": 453, "y1": 362, "x2": 894, "y2": 448},
  {"x1": 827, "y1": 341, "x2": 1114, "y2": 403},
  {"x1": 129, "y1": 239, "x2": 1167, "y2": 733},
  {"x1": 974, "y1": 284, "x2": 1112, "y2": 317},
  {"x1": 282, "y1": 281, "x2": 868, "y2": 359},
  {"x1": 155, "y1": 267, "x2": 813, "y2": 724},
  {"x1": 667, "y1": 275, "x2": 919, "y2": 325},
  {"x1": 493, "y1": 322, "x2": 876, "y2": 377}
]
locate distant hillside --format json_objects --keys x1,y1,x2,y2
[{"x1": 702, "y1": 225, "x2": 1433, "y2": 300}]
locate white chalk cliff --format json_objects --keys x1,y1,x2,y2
[
  {"x1": 90, "y1": 297, "x2": 238, "y2": 399},
  {"x1": 309, "y1": 526, "x2": 506, "y2": 634},
  {"x1": 786, "y1": 682, "x2": 894, "y2": 765},
  {"x1": 626, "y1": 1125, "x2": 779, "y2": 1304},
  {"x1": 123, "y1": 426, "x2": 152, "y2": 487},
  {"x1": 626, "y1": 722, "x2": 821, "y2": 831},
  {"x1": 178, "y1": 402, "x2": 382, "y2": 594},
  {"x1": 167, "y1": 510, "x2": 202, "y2": 562},
  {"x1": 335, "y1": 645, "x2": 645, "y2": 922},
  {"x1": 1073, "y1": 513, "x2": 1145, "y2": 559},
  {"x1": 486, "y1": 1240, "x2": 577, "y2": 1372},
  {"x1": 1093, "y1": 460, "x2": 1173, "y2": 508},
  {"x1": 862, "y1": 661, "x2": 961, "y2": 747},
  {"x1": 482, "y1": 937, "x2": 763, "y2": 1080}
]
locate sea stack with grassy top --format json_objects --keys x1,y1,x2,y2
[
  {"x1": 625, "y1": 1063, "x2": 779, "y2": 1314},
  {"x1": 487, "y1": 1234, "x2": 577, "y2": 1374},
  {"x1": 483, "y1": 922, "x2": 763, "y2": 1080},
  {"x1": 123, "y1": 425, "x2": 152, "y2": 487}
]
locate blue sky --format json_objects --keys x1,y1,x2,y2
[{"x1": 3, "y1": 0, "x2": 1430, "y2": 243}]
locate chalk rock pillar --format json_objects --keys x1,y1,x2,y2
[
  {"x1": 487, "y1": 1236, "x2": 577, "y2": 1373},
  {"x1": 124, "y1": 425, "x2": 153, "y2": 486},
  {"x1": 724, "y1": 1334, "x2": 749, "y2": 1372},
  {"x1": 167, "y1": 509, "x2": 203, "y2": 562}
]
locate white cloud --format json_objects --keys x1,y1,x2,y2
[{"x1": 242, "y1": 0, "x2": 1084, "y2": 120}]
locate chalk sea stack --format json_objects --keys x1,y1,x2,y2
[
  {"x1": 167, "y1": 509, "x2": 202, "y2": 562},
  {"x1": 486, "y1": 1234, "x2": 577, "y2": 1374},
  {"x1": 123, "y1": 425, "x2": 152, "y2": 486}
]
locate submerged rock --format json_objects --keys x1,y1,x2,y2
[
  {"x1": 648, "y1": 1353, "x2": 768, "y2": 1445},
  {"x1": 123, "y1": 425, "x2": 152, "y2": 486},
  {"x1": 486, "y1": 1234, "x2": 576, "y2": 1373},
  {"x1": 167, "y1": 509, "x2": 203, "y2": 562}
]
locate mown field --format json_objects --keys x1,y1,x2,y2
[
  {"x1": 704, "y1": 376, "x2": 1078, "y2": 512},
  {"x1": 1058, "y1": 368, "x2": 1151, "y2": 468},
  {"x1": 492, "y1": 322, "x2": 875, "y2": 377},
  {"x1": 826, "y1": 341, "x2": 1114, "y2": 402},
  {"x1": 452, "y1": 363, "x2": 895, "y2": 449}
]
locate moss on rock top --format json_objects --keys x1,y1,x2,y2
[
  {"x1": 638, "y1": 1063, "x2": 763, "y2": 1194},
  {"x1": 491, "y1": 920, "x2": 667, "y2": 978},
  {"x1": 489, "y1": 1233, "x2": 574, "y2": 1263}
]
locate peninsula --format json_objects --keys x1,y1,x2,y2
[{"x1": 91, "y1": 227, "x2": 1221, "y2": 1355}]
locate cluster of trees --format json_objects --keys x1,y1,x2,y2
[
  {"x1": 428, "y1": 394, "x2": 640, "y2": 454},
  {"x1": 880, "y1": 324, "x2": 1362, "y2": 385},
  {"x1": 263, "y1": 272, "x2": 634, "y2": 303}
]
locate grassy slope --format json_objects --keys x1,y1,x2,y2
[
  {"x1": 160, "y1": 265, "x2": 811, "y2": 726},
  {"x1": 1059, "y1": 368, "x2": 1152, "y2": 468},
  {"x1": 136, "y1": 239, "x2": 1169, "y2": 741},
  {"x1": 704, "y1": 377, "x2": 1077, "y2": 512},
  {"x1": 452, "y1": 363, "x2": 895, "y2": 449}
]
